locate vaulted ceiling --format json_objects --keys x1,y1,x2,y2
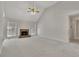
[{"x1": 2, "y1": 1, "x2": 57, "y2": 22}]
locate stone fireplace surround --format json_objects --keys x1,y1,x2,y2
[{"x1": 19, "y1": 29, "x2": 31, "y2": 38}]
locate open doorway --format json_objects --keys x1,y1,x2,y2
[{"x1": 69, "y1": 14, "x2": 79, "y2": 43}]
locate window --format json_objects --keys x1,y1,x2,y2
[{"x1": 7, "y1": 21, "x2": 18, "y2": 38}]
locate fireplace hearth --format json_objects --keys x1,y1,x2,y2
[{"x1": 19, "y1": 29, "x2": 31, "y2": 38}]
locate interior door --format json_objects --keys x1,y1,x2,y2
[{"x1": 70, "y1": 15, "x2": 79, "y2": 42}]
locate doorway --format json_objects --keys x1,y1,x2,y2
[{"x1": 69, "y1": 14, "x2": 79, "y2": 43}]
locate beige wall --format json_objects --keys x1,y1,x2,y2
[{"x1": 19, "y1": 21, "x2": 30, "y2": 29}]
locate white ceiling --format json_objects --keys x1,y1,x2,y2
[
  {"x1": 2, "y1": 1, "x2": 57, "y2": 22},
  {"x1": 49, "y1": 1, "x2": 79, "y2": 15}
]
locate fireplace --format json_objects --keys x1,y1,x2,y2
[{"x1": 19, "y1": 29, "x2": 31, "y2": 38}]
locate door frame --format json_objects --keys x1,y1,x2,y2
[{"x1": 69, "y1": 16, "x2": 73, "y2": 42}]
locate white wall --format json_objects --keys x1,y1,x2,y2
[
  {"x1": 0, "y1": 2, "x2": 6, "y2": 49},
  {"x1": 6, "y1": 18, "x2": 37, "y2": 38},
  {"x1": 37, "y1": 8, "x2": 69, "y2": 42},
  {"x1": 37, "y1": 2, "x2": 79, "y2": 42},
  {"x1": 0, "y1": 18, "x2": 5, "y2": 48}
]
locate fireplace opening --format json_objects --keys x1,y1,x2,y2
[
  {"x1": 21, "y1": 30, "x2": 28, "y2": 36},
  {"x1": 19, "y1": 29, "x2": 31, "y2": 38}
]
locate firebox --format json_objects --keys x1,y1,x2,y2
[{"x1": 19, "y1": 29, "x2": 31, "y2": 38}]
